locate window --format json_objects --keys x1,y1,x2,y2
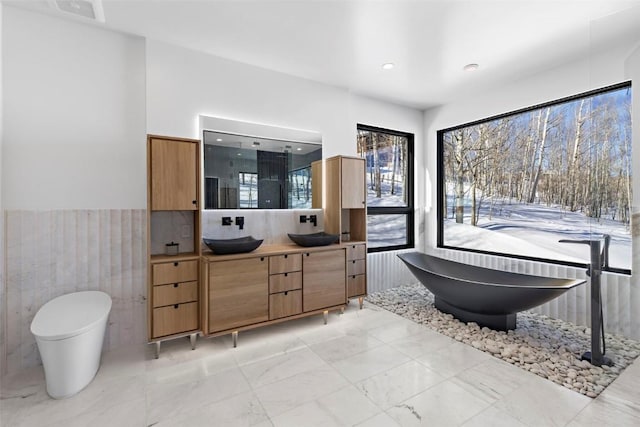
[
  {"x1": 238, "y1": 172, "x2": 258, "y2": 208},
  {"x1": 288, "y1": 166, "x2": 312, "y2": 209},
  {"x1": 438, "y1": 82, "x2": 632, "y2": 274},
  {"x1": 357, "y1": 124, "x2": 414, "y2": 252}
]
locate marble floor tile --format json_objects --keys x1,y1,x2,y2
[
  {"x1": 492, "y1": 374, "x2": 592, "y2": 427},
  {"x1": 331, "y1": 344, "x2": 411, "y2": 383},
  {"x1": 566, "y1": 395, "x2": 640, "y2": 427},
  {"x1": 356, "y1": 360, "x2": 445, "y2": 409},
  {"x1": 240, "y1": 347, "x2": 329, "y2": 388},
  {"x1": 44, "y1": 397, "x2": 147, "y2": 427},
  {"x1": 414, "y1": 341, "x2": 494, "y2": 378},
  {"x1": 154, "y1": 391, "x2": 270, "y2": 427},
  {"x1": 355, "y1": 412, "x2": 402, "y2": 427},
  {"x1": 385, "y1": 380, "x2": 492, "y2": 426},
  {"x1": 366, "y1": 318, "x2": 431, "y2": 344},
  {"x1": 271, "y1": 385, "x2": 380, "y2": 427},
  {"x1": 449, "y1": 358, "x2": 532, "y2": 404},
  {"x1": 146, "y1": 366, "x2": 251, "y2": 425},
  {"x1": 253, "y1": 365, "x2": 349, "y2": 417},
  {"x1": 387, "y1": 329, "x2": 456, "y2": 358},
  {"x1": 308, "y1": 332, "x2": 385, "y2": 364},
  {"x1": 461, "y1": 406, "x2": 528, "y2": 427}
]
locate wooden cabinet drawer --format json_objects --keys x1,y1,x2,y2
[
  {"x1": 269, "y1": 254, "x2": 302, "y2": 274},
  {"x1": 303, "y1": 249, "x2": 346, "y2": 312},
  {"x1": 346, "y1": 244, "x2": 366, "y2": 261},
  {"x1": 152, "y1": 301, "x2": 198, "y2": 338},
  {"x1": 346, "y1": 259, "x2": 366, "y2": 276},
  {"x1": 152, "y1": 281, "x2": 198, "y2": 308},
  {"x1": 269, "y1": 290, "x2": 302, "y2": 320},
  {"x1": 152, "y1": 260, "x2": 198, "y2": 285},
  {"x1": 347, "y1": 274, "x2": 366, "y2": 298},
  {"x1": 269, "y1": 271, "x2": 302, "y2": 294}
]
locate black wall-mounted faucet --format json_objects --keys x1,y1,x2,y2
[
  {"x1": 235, "y1": 216, "x2": 245, "y2": 230},
  {"x1": 300, "y1": 215, "x2": 317, "y2": 226}
]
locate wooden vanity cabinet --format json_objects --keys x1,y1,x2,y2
[
  {"x1": 149, "y1": 136, "x2": 198, "y2": 211},
  {"x1": 346, "y1": 243, "x2": 367, "y2": 298},
  {"x1": 147, "y1": 134, "x2": 201, "y2": 356},
  {"x1": 151, "y1": 258, "x2": 199, "y2": 338},
  {"x1": 203, "y1": 245, "x2": 349, "y2": 338},
  {"x1": 208, "y1": 257, "x2": 269, "y2": 333},
  {"x1": 312, "y1": 155, "x2": 368, "y2": 306},
  {"x1": 269, "y1": 254, "x2": 302, "y2": 320},
  {"x1": 302, "y1": 249, "x2": 346, "y2": 312}
]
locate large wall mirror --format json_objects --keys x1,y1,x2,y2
[{"x1": 201, "y1": 116, "x2": 322, "y2": 209}]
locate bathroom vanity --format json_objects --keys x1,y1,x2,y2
[
  {"x1": 146, "y1": 132, "x2": 368, "y2": 357},
  {"x1": 201, "y1": 241, "x2": 366, "y2": 344}
]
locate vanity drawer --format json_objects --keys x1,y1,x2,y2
[
  {"x1": 269, "y1": 254, "x2": 302, "y2": 275},
  {"x1": 152, "y1": 281, "x2": 198, "y2": 308},
  {"x1": 346, "y1": 244, "x2": 366, "y2": 261},
  {"x1": 346, "y1": 259, "x2": 366, "y2": 276},
  {"x1": 269, "y1": 271, "x2": 302, "y2": 294},
  {"x1": 347, "y1": 274, "x2": 366, "y2": 298},
  {"x1": 152, "y1": 301, "x2": 198, "y2": 338},
  {"x1": 152, "y1": 260, "x2": 198, "y2": 285},
  {"x1": 269, "y1": 290, "x2": 302, "y2": 320}
]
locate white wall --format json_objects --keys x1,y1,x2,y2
[
  {"x1": 3, "y1": 6, "x2": 146, "y2": 210},
  {"x1": 146, "y1": 40, "x2": 354, "y2": 158},
  {"x1": 0, "y1": 1, "x2": 5, "y2": 375}
]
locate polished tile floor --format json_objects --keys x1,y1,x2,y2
[{"x1": 2, "y1": 302, "x2": 640, "y2": 426}]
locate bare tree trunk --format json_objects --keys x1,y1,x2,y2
[
  {"x1": 455, "y1": 132, "x2": 465, "y2": 223},
  {"x1": 373, "y1": 133, "x2": 381, "y2": 198},
  {"x1": 391, "y1": 136, "x2": 398, "y2": 195},
  {"x1": 528, "y1": 107, "x2": 551, "y2": 203},
  {"x1": 568, "y1": 98, "x2": 586, "y2": 211}
]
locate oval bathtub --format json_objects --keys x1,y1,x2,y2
[{"x1": 397, "y1": 252, "x2": 586, "y2": 330}]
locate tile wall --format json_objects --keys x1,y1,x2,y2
[{"x1": 3, "y1": 210, "x2": 146, "y2": 375}]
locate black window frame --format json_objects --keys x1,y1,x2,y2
[
  {"x1": 357, "y1": 124, "x2": 415, "y2": 253},
  {"x1": 436, "y1": 81, "x2": 632, "y2": 275}
]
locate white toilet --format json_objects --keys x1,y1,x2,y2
[{"x1": 30, "y1": 291, "x2": 112, "y2": 399}]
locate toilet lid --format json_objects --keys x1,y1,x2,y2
[{"x1": 31, "y1": 291, "x2": 112, "y2": 341}]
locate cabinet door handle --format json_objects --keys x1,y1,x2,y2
[
  {"x1": 352, "y1": 260, "x2": 356, "y2": 264},
  {"x1": 306, "y1": 253, "x2": 310, "y2": 257},
  {"x1": 192, "y1": 200, "x2": 197, "y2": 205},
  {"x1": 284, "y1": 273, "x2": 288, "y2": 277},
  {"x1": 284, "y1": 254, "x2": 288, "y2": 259},
  {"x1": 174, "y1": 262, "x2": 179, "y2": 267},
  {"x1": 173, "y1": 283, "x2": 179, "y2": 288},
  {"x1": 260, "y1": 257, "x2": 265, "y2": 261},
  {"x1": 174, "y1": 304, "x2": 179, "y2": 309},
  {"x1": 284, "y1": 291, "x2": 288, "y2": 296}
]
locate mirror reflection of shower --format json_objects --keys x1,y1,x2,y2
[{"x1": 203, "y1": 130, "x2": 322, "y2": 210}]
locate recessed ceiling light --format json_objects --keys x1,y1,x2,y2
[
  {"x1": 296, "y1": 147, "x2": 302, "y2": 151},
  {"x1": 463, "y1": 63, "x2": 479, "y2": 72},
  {"x1": 382, "y1": 62, "x2": 395, "y2": 70},
  {"x1": 237, "y1": 153, "x2": 242, "y2": 156},
  {"x1": 216, "y1": 138, "x2": 223, "y2": 142}
]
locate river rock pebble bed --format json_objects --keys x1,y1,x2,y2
[{"x1": 367, "y1": 283, "x2": 640, "y2": 398}]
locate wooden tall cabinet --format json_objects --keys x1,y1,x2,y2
[
  {"x1": 312, "y1": 155, "x2": 368, "y2": 306},
  {"x1": 147, "y1": 135, "x2": 201, "y2": 357}
]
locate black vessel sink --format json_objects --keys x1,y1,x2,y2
[
  {"x1": 288, "y1": 232, "x2": 339, "y2": 247},
  {"x1": 203, "y1": 236, "x2": 263, "y2": 254}
]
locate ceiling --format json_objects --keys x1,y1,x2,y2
[{"x1": 7, "y1": 0, "x2": 640, "y2": 109}]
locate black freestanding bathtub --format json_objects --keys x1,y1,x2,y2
[{"x1": 397, "y1": 252, "x2": 586, "y2": 330}]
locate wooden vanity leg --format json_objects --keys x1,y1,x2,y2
[
  {"x1": 340, "y1": 306, "x2": 345, "y2": 315},
  {"x1": 232, "y1": 331, "x2": 238, "y2": 348},
  {"x1": 154, "y1": 341, "x2": 161, "y2": 359},
  {"x1": 190, "y1": 333, "x2": 197, "y2": 350},
  {"x1": 358, "y1": 297, "x2": 364, "y2": 310},
  {"x1": 323, "y1": 310, "x2": 329, "y2": 325}
]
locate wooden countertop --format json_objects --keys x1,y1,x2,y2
[{"x1": 202, "y1": 241, "x2": 366, "y2": 261}]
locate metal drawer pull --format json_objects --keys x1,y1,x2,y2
[
  {"x1": 174, "y1": 262, "x2": 179, "y2": 267},
  {"x1": 284, "y1": 291, "x2": 288, "y2": 295},
  {"x1": 284, "y1": 273, "x2": 288, "y2": 277},
  {"x1": 173, "y1": 283, "x2": 178, "y2": 288},
  {"x1": 174, "y1": 304, "x2": 179, "y2": 309}
]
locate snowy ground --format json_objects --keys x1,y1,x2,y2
[{"x1": 443, "y1": 200, "x2": 631, "y2": 270}]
